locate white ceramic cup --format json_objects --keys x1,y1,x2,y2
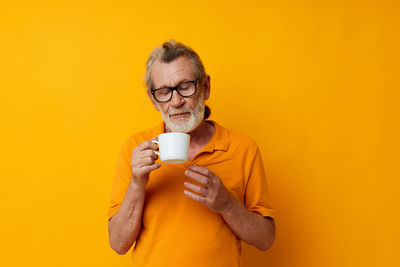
[{"x1": 152, "y1": 132, "x2": 190, "y2": 164}]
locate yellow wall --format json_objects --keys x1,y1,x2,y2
[{"x1": 1, "y1": 1, "x2": 399, "y2": 266}]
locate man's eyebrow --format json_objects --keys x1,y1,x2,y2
[{"x1": 156, "y1": 79, "x2": 191, "y2": 89}]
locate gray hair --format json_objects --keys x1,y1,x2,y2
[{"x1": 144, "y1": 39, "x2": 206, "y2": 91}]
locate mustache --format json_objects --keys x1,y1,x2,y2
[{"x1": 168, "y1": 108, "x2": 193, "y2": 116}]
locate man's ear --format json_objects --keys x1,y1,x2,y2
[
  {"x1": 147, "y1": 90, "x2": 160, "y2": 111},
  {"x1": 203, "y1": 75, "x2": 211, "y2": 100}
]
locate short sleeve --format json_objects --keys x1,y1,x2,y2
[
  {"x1": 107, "y1": 139, "x2": 134, "y2": 221},
  {"x1": 244, "y1": 146, "x2": 276, "y2": 220}
]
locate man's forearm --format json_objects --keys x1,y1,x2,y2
[
  {"x1": 108, "y1": 181, "x2": 145, "y2": 255},
  {"x1": 221, "y1": 198, "x2": 275, "y2": 251}
]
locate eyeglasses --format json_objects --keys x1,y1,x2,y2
[{"x1": 151, "y1": 80, "x2": 198, "y2": 103}]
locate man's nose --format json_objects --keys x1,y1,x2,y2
[{"x1": 170, "y1": 90, "x2": 185, "y2": 107}]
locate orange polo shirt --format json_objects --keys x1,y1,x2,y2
[{"x1": 108, "y1": 121, "x2": 275, "y2": 267}]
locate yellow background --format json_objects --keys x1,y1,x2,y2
[{"x1": 1, "y1": 0, "x2": 399, "y2": 266}]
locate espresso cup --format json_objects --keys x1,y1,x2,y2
[{"x1": 152, "y1": 132, "x2": 190, "y2": 164}]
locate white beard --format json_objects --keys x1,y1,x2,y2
[{"x1": 160, "y1": 94, "x2": 205, "y2": 133}]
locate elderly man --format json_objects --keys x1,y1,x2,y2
[{"x1": 108, "y1": 40, "x2": 275, "y2": 266}]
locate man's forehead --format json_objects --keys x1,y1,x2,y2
[{"x1": 151, "y1": 56, "x2": 196, "y2": 88}]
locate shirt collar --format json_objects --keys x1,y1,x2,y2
[{"x1": 206, "y1": 120, "x2": 229, "y2": 152}]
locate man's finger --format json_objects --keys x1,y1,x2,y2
[
  {"x1": 136, "y1": 138, "x2": 158, "y2": 151},
  {"x1": 184, "y1": 190, "x2": 207, "y2": 204},
  {"x1": 140, "y1": 149, "x2": 158, "y2": 160},
  {"x1": 184, "y1": 169, "x2": 209, "y2": 185},
  {"x1": 188, "y1": 164, "x2": 214, "y2": 177},
  {"x1": 184, "y1": 181, "x2": 207, "y2": 195},
  {"x1": 143, "y1": 163, "x2": 161, "y2": 173},
  {"x1": 137, "y1": 157, "x2": 155, "y2": 167}
]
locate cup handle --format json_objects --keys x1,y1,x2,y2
[{"x1": 151, "y1": 140, "x2": 160, "y2": 156}]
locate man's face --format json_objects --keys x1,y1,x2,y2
[{"x1": 148, "y1": 56, "x2": 210, "y2": 133}]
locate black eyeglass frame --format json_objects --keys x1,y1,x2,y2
[{"x1": 150, "y1": 80, "x2": 198, "y2": 103}]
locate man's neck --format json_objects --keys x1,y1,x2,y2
[
  {"x1": 187, "y1": 120, "x2": 214, "y2": 147},
  {"x1": 186, "y1": 120, "x2": 214, "y2": 160}
]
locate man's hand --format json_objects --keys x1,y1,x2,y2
[
  {"x1": 183, "y1": 164, "x2": 275, "y2": 251},
  {"x1": 130, "y1": 137, "x2": 161, "y2": 188},
  {"x1": 183, "y1": 164, "x2": 234, "y2": 213}
]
